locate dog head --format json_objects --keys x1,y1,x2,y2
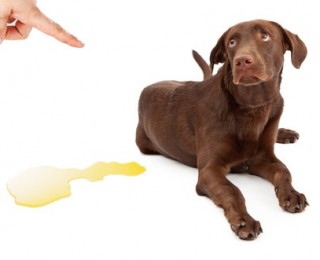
[{"x1": 209, "y1": 20, "x2": 307, "y2": 87}]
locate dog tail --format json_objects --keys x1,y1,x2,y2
[{"x1": 192, "y1": 50, "x2": 212, "y2": 80}]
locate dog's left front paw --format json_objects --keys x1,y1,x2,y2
[{"x1": 276, "y1": 188, "x2": 309, "y2": 213}]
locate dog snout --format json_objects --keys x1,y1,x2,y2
[{"x1": 234, "y1": 55, "x2": 254, "y2": 69}]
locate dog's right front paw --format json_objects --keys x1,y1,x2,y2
[{"x1": 230, "y1": 214, "x2": 263, "y2": 240}]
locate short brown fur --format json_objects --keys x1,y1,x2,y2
[{"x1": 136, "y1": 20, "x2": 308, "y2": 240}]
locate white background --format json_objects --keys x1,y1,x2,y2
[{"x1": 0, "y1": 0, "x2": 319, "y2": 259}]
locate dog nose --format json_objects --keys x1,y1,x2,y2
[{"x1": 234, "y1": 55, "x2": 254, "y2": 68}]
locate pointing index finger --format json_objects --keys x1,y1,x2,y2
[{"x1": 24, "y1": 6, "x2": 84, "y2": 48}]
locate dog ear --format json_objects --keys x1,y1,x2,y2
[
  {"x1": 209, "y1": 30, "x2": 229, "y2": 71},
  {"x1": 272, "y1": 22, "x2": 307, "y2": 69},
  {"x1": 283, "y1": 30, "x2": 307, "y2": 69}
]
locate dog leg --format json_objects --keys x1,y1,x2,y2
[
  {"x1": 196, "y1": 165, "x2": 262, "y2": 240},
  {"x1": 136, "y1": 124, "x2": 159, "y2": 155},
  {"x1": 249, "y1": 155, "x2": 308, "y2": 213}
]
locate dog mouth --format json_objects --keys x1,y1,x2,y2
[{"x1": 233, "y1": 70, "x2": 270, "y2": 86}]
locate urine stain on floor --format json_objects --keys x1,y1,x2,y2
[{"x1": 7, "y1": 162, "x2": 146, "y2": 208}]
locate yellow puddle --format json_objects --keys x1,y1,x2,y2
[{"x1": 7, "y1": 162, "x2": 146, "y2": 208}]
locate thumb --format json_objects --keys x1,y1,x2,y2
[
  {"x1": 0, "y1": 12, "x2": 10, "y2": 41},
  {"x1": 5, "y1": 21, "x2": 32, "y2": 40}
]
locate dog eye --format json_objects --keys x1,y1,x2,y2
[
  {"x1": 229, "y1": 38, "x2": 236, "y2": 47},
  {"x1": 261, "y1": 33, "x2": 270, "y2": 41}
]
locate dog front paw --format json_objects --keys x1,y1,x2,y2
[
  {"x1": 230, "y1": 214, "x2": 263, "y2": 240},
  {"x1": 276, "y1": 188, "x2": 309, "y2": 213},
  {"x1": 276, "y1": 128, "x2": 299, "y2": 144}
]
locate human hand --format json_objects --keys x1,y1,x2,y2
[{"x1": 0, "y1": 0, "x2": 84, "y2": 47}]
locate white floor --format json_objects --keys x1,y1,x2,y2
[{"x1": 0, "y1": 1, "x2": 319, "y2": 259}]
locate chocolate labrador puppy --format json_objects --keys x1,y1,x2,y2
[{"x1": 136, "y1": 20, "x2": 308, "y2": 240}]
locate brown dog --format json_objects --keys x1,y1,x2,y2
[{"x1": 136, "y1": 20, "x2": 308, "y2": 240}]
